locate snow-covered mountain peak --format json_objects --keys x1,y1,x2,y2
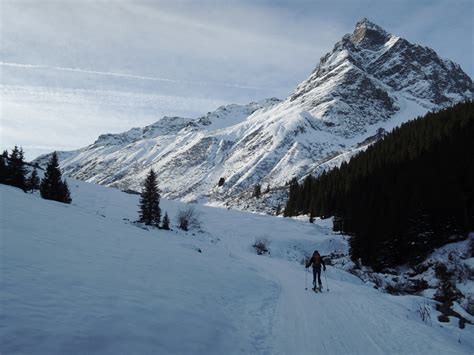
[
  {"x1": 351, "y1": 18, "x2": 391, "y2": 45},
  {"x1": 289, "y1": 19, "x2": 471, "y2": 132},
  {"x1": 354, "y1": 17, "x2": 383, "y2": 31},
  {"x1": 36, "y1": 19, "x2": 472, "y2": 208}
]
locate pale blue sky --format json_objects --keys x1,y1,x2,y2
[{"x1": 1, "y1": 0, "x2": 472, "y2": 159}]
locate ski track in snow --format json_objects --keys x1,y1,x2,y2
[{"x1": 1, "y1": 181, "x2": 473, "y2": 354}]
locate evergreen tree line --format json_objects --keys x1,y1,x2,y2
[
  {"x1": 0, "y1": 148, "x2": 71, "y2": 204},
  {"x1": 284, "y1": 101, "x2": 474, "y2": 269}
]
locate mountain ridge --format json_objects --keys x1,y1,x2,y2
[{"x1": 35, "y1": 18, "x2": 473, "y2": 209}]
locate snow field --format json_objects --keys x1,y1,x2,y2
[{"x1": 1, "y1": 181, "x2": 473, "y2": 354}]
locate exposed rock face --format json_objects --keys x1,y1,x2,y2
[
  {"x1": 290, "y1": 18, "x2": 472, "y2": 137},
  {"x1": 35, "y1": 19, "x2": 472, "y2": 208}
]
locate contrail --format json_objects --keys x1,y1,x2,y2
[{"x1": 0, "y1": 61, "x2": 263, "y2": 91}]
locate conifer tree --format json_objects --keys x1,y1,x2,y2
[
  {"x1": 59, "y1": 179, "x2": 72, "y2": 204},
  {"x1": 253, "y1": 184, "x2": 261, "y2": 199},
  {"x1": 0, "y1": 150, "x2": 8, "y2": 184},
  {"x1": 218, "y1": 177, "x2": 225, "y2": 187},
  {"x1": 138, "y1": 169, "x2": 161, "y2": 226},
  {"x1": 162, "y1": 212, "x2": 170, "y2": 230},
  {"x1": 40, "y1": 152, "x2": 72, "y2": 203},
  {"x1": 283, "y1": 178, "x2": 299, "y2": 216},
  {"x1": 27, "y1": 167, "x2": 40, "y2": 191},
  {"x1": 7, "y1": 146, "x2": 27, "y2": 191}
]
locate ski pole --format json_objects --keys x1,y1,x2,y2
[
  {"x1": 324, "y1": 269, "x2": 329, "y2": 291},
  {"x1": 305, "y1": 266, "x2": 308, "y2": 290}
]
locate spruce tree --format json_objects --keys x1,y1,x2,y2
[
  {"x1": 138, "y1": 169, "x2": 161, "y2": 226},
  {"x1": 27, "y1": 167, "x2": 40, "y2": 191},
  {"x1": 283, "y1": 178, "x2": 300, "y2": 216},
  {"x1": 59, "y1": 179, "x2": 72, "y2": 204},
  {"x1": 162, "y1": 212, "x2": 170, "y2": 230},
  {"x1": 7, "y1": 146, "x2": 27, "y2": 191},
  {"x1": 0, "y1": 150, "x2": 8, "y2": 184},
  {"x1": 253, "y1": 184, "x2": 261, "y2": 199},
  {"x1": 40, "y1": 152, "x2": 72, "y2": 203}
]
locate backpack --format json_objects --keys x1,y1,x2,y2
[{"x1": 312, "y1": 253, "x2": 321, "y2": 267}]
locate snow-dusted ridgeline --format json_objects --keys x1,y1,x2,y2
[{"x1": 35, "y1": 19, "x2": 473, "y2": 208}]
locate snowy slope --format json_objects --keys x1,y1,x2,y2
[
  {"x1": 35, "y1": 19, "x2": 473, "y2": 207},
  {"x1": 1, "y1": 182, "x2": 473, "y2": 354}
]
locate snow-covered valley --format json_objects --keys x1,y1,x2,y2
[
  {"x1": 2, "y1": 2, "x2": 473, "y2": 354},
  {"x1": 1, "y1": 181, "x2": 473, "y2": 354}
]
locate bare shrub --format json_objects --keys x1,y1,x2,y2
[
  {"x1": 253, "y1": 235, "x2": 270, "y2": 255},
  {"x1": 385, "y1": 283, "x2": 401, "y2": 295},
  {"x1": 416, "y1": 301, "x2": 432, "y2": 325},
  {"x1": 177, "y1": 204, "x2": 201, "y2": 231}
]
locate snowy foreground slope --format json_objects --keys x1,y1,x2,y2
[
  {"x1": 1, "y1": 182, "x2": 473, "y2": 354},
  {"x1": 35, "y1": 19, "x2": 473, "y2": 208}
]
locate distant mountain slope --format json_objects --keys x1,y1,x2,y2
[{"x1": 35, "y1": 19, "x2": 473, "y2": 207}]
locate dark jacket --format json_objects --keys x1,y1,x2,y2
[{"x1": 306, "y1": 253, "x2": 326, "y2": 270}]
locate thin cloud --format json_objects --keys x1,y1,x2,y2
[
  {"x1": 1, "y1": 0, "x2": 471, "y2": 161},
  {"x1": 0, "y1": 62, "x2": 264, "y2": 90}
]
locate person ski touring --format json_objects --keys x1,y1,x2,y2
[{"x1": 306, "y1": 250, "x2": 326, "y2": 292}]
